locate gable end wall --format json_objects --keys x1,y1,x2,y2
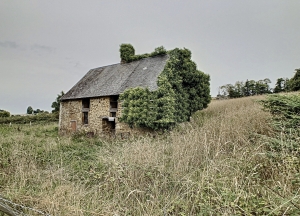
[{"x1": 59, "y1": 96, "x2": 151, "y2": 136}]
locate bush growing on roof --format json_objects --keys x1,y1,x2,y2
[
  {"x1": 119, "y1": 44, "x2": 167, "y2": 63},
  {"x1": 120, "y1": 44, "x2": 135, "y2": 63},
  {"x1": 119, "y1": 47, "x2": 211, "y2": 130}
]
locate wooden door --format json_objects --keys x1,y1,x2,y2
[{"x1": 71, "y1": 121, "x2": 77, "y2": 132}]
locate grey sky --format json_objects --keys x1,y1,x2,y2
[{"x1": 1, "y1": 0, "x2": 299, "y2": 114}]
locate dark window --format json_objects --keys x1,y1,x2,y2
[
  {"x1": 110, "y1": 101, "x2": 118, "y2": 109},
  {"x1": 83, "y1": 112, "x2": 88, "y2": 124},
  {"x1": 82, "y1": 98, "x2": 90, "y2": 125},
  {"x1": 82, "y1": 98, "x2": 90, "y2": 108},
  {"x1": 111, "y1": 112, "x2": 116, "y2": 117},
  {"x1": 110, "y1": 96, "x2": 118, "y2": 109}
]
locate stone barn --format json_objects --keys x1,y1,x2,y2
[{"x1": 59, "y1": 55, "x2": 169, "y2": 136}]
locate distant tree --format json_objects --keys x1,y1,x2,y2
[
  {"x1": 27, "y1": 106, "x2": 33, "y2": 114},
  {"x1": 0, "y1": 110, "x2": 10, "y2": 117},
  {"x1": 255, "y1": 79, "x2": 271, "y2": 95},
  {"x1": 290, "y1": 68, "x2": 300, "y2": 91},
  {"x1": 33, "y1": 109, "x2": 43, "y2": 114},
  {"x1": 283, "y1": 78, "x2": 292, "y2": 92},
  {"x1": 51, "y1": 91, "x2": 65, "y2": 113},
  {"x1": 243, "y1": 79, "x2": 250, "y2": 96},
  {"x1": 263, "y1": 78, "x2": 272, "y2": 93},
  {"x1": 248, "y1": 80, "x2": 257, "y2": 96},
  {"x1": 273, "y1": 78, "x2": 286, "y2": 93},
  {"x1": 220, "y1": 78, "x2": 271, "y2": 98}
]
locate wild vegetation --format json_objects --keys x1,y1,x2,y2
[
  {"x1": 0, "y1": 112, "x2": 58, "y2": 124},
  {"x1": 0, "y1": 110, "x2": 10, "y2": 118},
  {"x1": 1, "y1": 94, "x2": 300, "y2": 215},
  {"x1": 119, "y1": 44, "x2": 167, "y2": 63},
  {"x1": 120, "y1": 45, "x2": 211, "y2": 130}
]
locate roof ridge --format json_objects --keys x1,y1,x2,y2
[{"x1": 90, "y1": 54, "x2": 168, "y2": 70}]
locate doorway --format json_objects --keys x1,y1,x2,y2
[
  {"x1": 102, "y1": 119, "x2": 115, "y2": 134},
  {"x1": 71, "y1": 121, "x2": 77, "y2": 132}
]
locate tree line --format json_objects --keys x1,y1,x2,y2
[
  {"x1": 0, "y1": 91, "x2": 64, "y2": 119},
  {"x1": 25, "y1": 91, "x2": 64, "y2": 114},
  {"x1": 219, "y1": 68, "x2": 300, "y2": 98}
]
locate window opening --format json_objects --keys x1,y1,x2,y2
[
  {"x1": 82, "y1": 98, "x2": 90, "y2": 125},
  {"x1": 82, "y1": 98, "x2": 90, "y2": 108},
  {"x1": 102, "y1": 119, "x2": 116, "y2": 134},
  {"x1": 111, "y1": 112, "x2": 116, "y2": 117},
  {"x1": 110, "y1": 95, "x2": 119, "y2": 114},
  {"x1": 83, "y1": 112, "x2": 88, "y2": 125}
]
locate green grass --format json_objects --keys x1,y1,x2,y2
[{"x1": 1, "y1": 95, "x2": 300, "y2": 215}]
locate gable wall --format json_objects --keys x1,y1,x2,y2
[
  {"x1": 59, "y1": 96, "x2": 152, "y2": 136},
  {"x1": 59, "y1": 100, "x2": 82, "y2": 134}
]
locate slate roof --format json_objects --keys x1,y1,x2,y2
[{"x1": 61, "y1": 55, "x2": 169, "y2": 101}]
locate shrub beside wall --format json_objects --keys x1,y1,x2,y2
[{"x1": 119, "y1": 46, "x2": 211, "y2": 130}]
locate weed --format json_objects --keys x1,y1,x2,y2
[{"x1": 1, "y1": 96, "x2": 300, "y2": 215}]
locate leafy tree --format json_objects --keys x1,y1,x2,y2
[
  {"x1": 220, "y1": 78, "x2": 272, "y2": 98},
  {"x1": 290, "y1": 68, "x2": 300, "y2": 91},
  {"x1": 262, "y1": 78, "x2": 272, "y2": 94},
  {"x1": 27, "y1": 106, "x2": 33, "y2": 114},
  {"x1": 51, "y1": 91, "x2": 65, "y2": 113},
  {"x1": 234, "y1": 81, "x2": 244, "y2": 97},
  {"x1": 248, "y1": 80, "x2": 256, "y2": 96},
  {"x1": 33, "y1": 109, "x2": 44, "y2": 114},
  {"x1": 0, "y1": 110, "x2": 10, "y2": 117},
  {"x1": 274, "y1": 78, "x2": 288, "y2": 93},
  {"x1": 220, "y1": 84, "x2": 235, "y2": 98},
  {"x1": 243, "y1": 80, "x2": 250, "y2": 96}
]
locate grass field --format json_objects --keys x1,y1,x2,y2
[{"x1": 1, "y1": 95, "x2": 300, "y2": 215}]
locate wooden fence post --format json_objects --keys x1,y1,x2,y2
[{"x1": 0, "y1": 202, "x2": 18, "y2": 216}]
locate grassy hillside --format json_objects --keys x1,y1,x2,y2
[{"x1": 1, "y1": 95, "x2": 299, "y2": 215}]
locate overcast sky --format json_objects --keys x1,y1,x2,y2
[{"x1": 1, "y1": 0, "x2": 299, "y2": 114}]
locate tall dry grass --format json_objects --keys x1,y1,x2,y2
[{"x1": 1, "y1": 96, "x2": 299, "y2": 215}]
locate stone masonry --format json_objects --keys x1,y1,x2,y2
[{"x1": 59, "y1": 96, "x2": 151, "y2": 136}]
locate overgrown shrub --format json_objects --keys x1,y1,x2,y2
[
  {"x1": 120, "y1": 47, "x2": 211, "y2": 130},
  {"x1": 119, "y1": 44, "x2": 135, "y2": 63},
  {"x1": 260, "y1": 93, "x2": 300, "y2": 129},
  {"x1": 119, "y1": 44, "x2": 167, "y2": 63},
  {"x1": 260, "y1": 93, "x2": 300, "y2": 154}
]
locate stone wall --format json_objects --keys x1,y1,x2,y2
[
  {"x1": 88, "y1": 97, "x2": 110, "y2": 134},
  {"x1": 59, "y1": 100, "x2": 82, "y2": 134},
  {"x1": 59, "y1": 96, "x2": 153, "y2": 136}
]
